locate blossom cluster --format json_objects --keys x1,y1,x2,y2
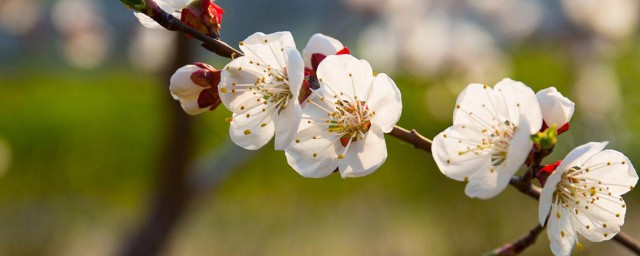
[
  {"x1": 128, "y1": 1, "x2": 638, "y2": 255},
  {"x1": 432, "y1": 80, "x2": 638, "y2": 255},
  {"x1": 172, "y1": 30, "x2": 402, "y2": 178}
]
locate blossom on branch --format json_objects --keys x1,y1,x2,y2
[
  {"x1": 134, "y1": 0, "x2": 190, "y2": 28},
  {"x1": 170, "y1": 62, "x2": 221, "y2": 115},
  {"x1": 432, "y1": 78, "x2": 542, "y2": 199},
  {"x1": 285, "y1": 55, "x2": 402, "y2": 178},
  {"x1": 180, "y1": 0, "x2": 223, "y2": 39},
  {"x1": 219, "y1": 31, "x2": 304, "y2": 150},
  {"x1": 538, "y1": 142, "x2": 638, "y2": 256},
  {"x1": 536, "y1": 87, "x2": 575, "y2": 134}
]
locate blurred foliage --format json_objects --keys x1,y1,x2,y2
[{"x1": 0, "y1": 41, "x2": 639, "y2": 256}]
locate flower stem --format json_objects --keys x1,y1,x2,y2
[{"x1": 141, "y1": 0, "x2": 243, "y2": 59}]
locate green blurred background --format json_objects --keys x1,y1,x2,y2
[{"x1": 1, "y1": 0, "x2": 640, "y2": 255}]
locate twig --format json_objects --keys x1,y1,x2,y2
[
  {"x1": 614, "y1": 232, "x2": 640, "y2": 255},
  {"x1": 490, "y1": 224, "x2": 545, "y2": 256},
  {"x1": 143, "y1": 0, "x2": 243, "y2": 59},
  {"x1": 509, "y1": 177, "x2": 541, "y2": 199},
  {"x1": 388, "y1": 125, "x2": 432, "y2": 153}
]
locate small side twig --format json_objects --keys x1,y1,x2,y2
[{"x1": 143, "y1": 0, "x2": 243, "y2": 59}]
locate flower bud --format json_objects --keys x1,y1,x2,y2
[
  {"x1": 169, "y1": 62, "x2": 221, "y2": 115},
  {"x1": 180, "y1": 0, "x2": 224, "y2": 39},
  {"x1": 536, "y1": 87, "x2": 575, "y2": 133}
]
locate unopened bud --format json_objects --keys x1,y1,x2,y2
[
  {"x1": 180, "y1": 0, "x2": 224, "y2": 39},
  {"x1": 170, "y1": 62, "x2": 221, "y2": 115}
]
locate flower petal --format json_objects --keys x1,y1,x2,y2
[
  {"x1": 219, "y1": 56, "x2": 265, "y2": 112},
  {"x1": 274, "y1": 102, "x2": 302, "y2": 150},
  {"x1": 547, "y1": 206, "x2": 577, "y2": 256},
  {"x1": 285, "y1": 47, "x2": 304, "y2": 101},
  {"x1": 302, "y1": 33, "x2": 344, "y2": 68},
  {"x1": 580, "y1": 149, "x2": 638, "y2": 195},
  {"x1": 557, "y1": 142, "x2": 609, "y2": 175},
  {"x1": 228, "y1": 105, "x2": 276, "y2": 150},
  {"x1": 338, "y1": 125, "x2": 387, "y2": 178},
  {"x1": 571, "y1": 194, "x2": 626, "y2": 242},
  {"x1": 240, "y1": 31, "x2": 296, "y2": 69},
  {"x1": 536, "y1": 87, "x2": 575, "y2": 127},
  {"x1": 494, "y1": 78, "x2": 542, "y2": 133},
  {"x1": 464, "y1": 119, "x2": 531, "y2": 199},
  {"x1": 539, "y1": 168, "x2": 564, "y2": 225},
  {"x1": 453, "y1": 83, "x2": 508, "y2": 127},
  {"x1": 432, "y1": 124, "x2": 491, "y2": 182},
  {"x1": 316, "y1": 55, "x2": 374, "y2": 101},
  {"x1": 367, "y1": 73, "x2": 402, "y2": 133},
  {"x1": 285, "y1": 125, "x2": 341, "y2": 178}
]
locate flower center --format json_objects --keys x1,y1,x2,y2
[
  {"x1": 488, "y1": 120, "x2": 517, "y2": 166},
  {"x1": 457, "y1": 120, "x2": 517, "y2": 167},
  {"x1": 327, "y1": 99, "x2": 372, "y2": 147},
  {"x1": 256, "y1": 68, "x2": 292, "y2": 110},
  {"x1": 554, "y1": 166, "x2": 605, "y2": 209}
]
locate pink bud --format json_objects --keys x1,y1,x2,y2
[
  {"x1": 170, "y1": 63, "x2": 221, "y2": 115},
  {"x1": 180, "y1": 0, "x2": 224, "y2": 39}
]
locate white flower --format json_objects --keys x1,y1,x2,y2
[
  {"x1": 539, "y1": 142, "x2": 638, "y2": 256},
  {"x1": 170, "y1": 62, "x2": 220, "y2": 115},
  {"x1": 536, "y1": 87, "x2": 575, "y2": 131},
  {"x1": 432, "y1": 78, "x2": 542, "y2": 199},
  {"x1": 285, "y1": 54, "x2": 402, "y2": 178},
  {"x1": 134, "y1": 0, "x2": 190, "y2": 29},
  {"x1": 218, "y1": 31, "x2": 304, "y2": 150},
  {"x1": 302, "y1": 33, "x2": 350, "y2": 72}
]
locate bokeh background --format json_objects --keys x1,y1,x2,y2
[{"x1": 1, "y1": 0, "x2": 640, "y2": 255}]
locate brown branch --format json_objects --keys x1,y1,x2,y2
[
  {"x1": 143, "y1": 0, "x2": 243, "y2": 59},
  {"x1": 614, "y1": 232, "x2": 640, "y2": 255},
  {"x1": 509, "y1": 177, "x2": 541, "y2": 199},
  {"x1": 388, "y1": 125, "x2": 432, "y2": 153},
  {"x1": 490, "y1": 224, "x2": 545, "y2": 256}
]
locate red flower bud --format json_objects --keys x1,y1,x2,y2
[{"x1": 180, "y1": 0, "x2": 224, "y2": 39}]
